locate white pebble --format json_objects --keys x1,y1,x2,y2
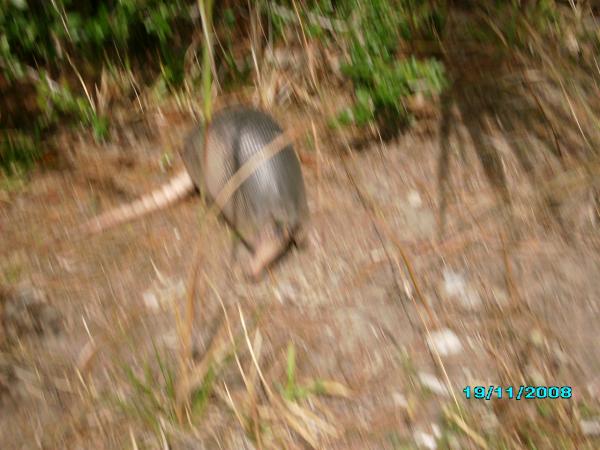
[
  {"x1": 427, "y1": 328, "x2": 463, "y2": 356},
  {"x1": 418, "y1": 372, "x2": 449, "y2": 397},
  {"x1": 142, "y1": 291, "x2": 159, "y2": 310},
  {"x1": 442, "y1": 269, "x2": 481, "y2": 310},
  {"x1": 407, "y1": 190, "x2": 423, "y2": 208},
  {"x1": 413, "y1": 429, "x2": 437, "y2": 450},
  {"x1": 392, "y1": 392, "x2": 408, "y2": 408},
  {"x1": 580, "y1": 419, "x2": 600, "y2": 436},
  {"x1": 443, "y1": 269, "x2": 466, "y2": 297}
]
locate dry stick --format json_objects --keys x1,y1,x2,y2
[
  {"x1": 199, "y1": 0, "x2": 215, "y2": 121},
  {"x1": 182, "y1": 274, "x2": 259, "y2": 396},
  {"x1": 372, "y1": 204, "x2": 487, "y2": 448},
  {"x1": 209, "y1": 274, "x2": 250, "y2": 390}
]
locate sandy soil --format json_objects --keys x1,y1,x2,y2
[{"x1": 1, "y1": 108, "x2": 599, "y2": 449}]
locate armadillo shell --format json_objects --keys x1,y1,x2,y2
[{"x1": 181, "y1": 106, "x2": 308, "y2": 244}]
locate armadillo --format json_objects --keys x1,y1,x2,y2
[{"x1": 80, "y1": 106, "x2": 308, "y2": 279}]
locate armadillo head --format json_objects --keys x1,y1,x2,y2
[{"x1": 180, "y1": 125, "x2": 206, "y2": 192}]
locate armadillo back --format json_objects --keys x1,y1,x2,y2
[{"x1": 194, "y1": 107, "x2": 307, "y2": 243}]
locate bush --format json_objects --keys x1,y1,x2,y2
[
  {"x1": 269, "y1": 0, "x2": 447, "y2": 133},
  {"x1": 339, "y1": 0, "x2": 447, "y2": 132},
  {"x1": 0, "y1": 0, "x2": 194, "y2": 143}
]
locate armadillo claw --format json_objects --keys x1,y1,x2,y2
[{"x1": 245, "y1": 226, "x2": 291, "y2": 282}]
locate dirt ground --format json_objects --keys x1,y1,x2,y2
[{"x1": 1, "y1": 107, "x2": 599, "y2": 449}]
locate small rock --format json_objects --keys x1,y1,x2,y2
[
  {"x1": 142, "y1": 291, "x2": 159, "y2": 310},
  {"x1": 407, "y1": 190, "x2": 423, "y2": 208},
  {"x1": 526, "y1": 366, "x2": 546, "y2": 386},
  {"x1": 491, "y1": 287, "x2": 509, "y2": 307},
  {"x1": 460, "y1": 290, "x2": 482, "y2": 310},
  {"x1": 392, "y1": 391, "x2": 408, "y2": 408},
  {"x1": 370, "y1": 248, "x2": 387, "y2": 263},
  {"x1": 580, "y1": 419, "x2": 600, "y2": 436},
  {"x1": 442, "y1": 269, "x2": 481, "y2": 310},
  {"x1": 564, "y1": 30, "x2": 580, "y2": 56},
  {"x1": 481, "y1": 411, "x2": 500, "y2": 431},
  {"x1": 406, "y1": 209, "x2": 436, "y2": 238},
  {"x1": 142, "y1": 278, "x2": 185, "y2": 311},
  {"x1": 427, "y1": 328, "x2": 463, "y2": 356},
  {"x1": 442, "y1": 269, "x2": 466, "y2": 297},
  {"x1": 413, "y1": 429, "x2": 437, "y2": 450},
  {"x1": 274, "y1": 281, "x2": 295, "y2": 303},
  {"x1": 160, "y1": 330, "x2": 179, "y2": 349},
  {"x1": 586, "y1": 378, "x2": 600, "y2": 398},
  {"x1": 529, "y1": 328, "x2": 545, "y2": 347},
  {"x1": 418, "y1": 372, "x2": 449, "y2": 397}
]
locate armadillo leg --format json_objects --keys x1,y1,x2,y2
[{"x1": 246, "y1": 224, "x2": 291, "y2": 281}]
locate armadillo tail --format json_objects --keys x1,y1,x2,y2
[{"x1": 79, "y1": 170, "x2": 195, "y2": 236}]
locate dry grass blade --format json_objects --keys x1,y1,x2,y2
[
  {"x1": 181, "y1": 314, "x2": 235, "y2": 399},
  {"x1": 217, "y1": 382, "x2": 247, "y2": 436},
  {"x1": 175, "y1": 245, "x2": 205, "y2": 421},
  {"x1": 238, "y1": 305, "x2": 333, "y2": 449},
  {"x1": 284, "y1": 399, "x2": 339, "y2": 439},
  {"x1": 314, "y1": 380, "x2": 352, "y2": 398},
  {"x1": 247, "y1": 331, "x2": 265, "y2": 449},
  {"x1": 239, "y1": 305, "x2": 273, "y2": 400},
  {"x1": 213, "y1": 327, "x2": 264, "y2": 448},
  {"x1": 444, "y1": 407, "x2": 488, "y2": 449},
  {"x1": 272, "y1": 403, "x2": 320, "y2": 448},
  {"x1": 76, "y1": 340, "x2": 98, "y2": 373},
  {"x1": 66, "y1": 53, "x2": 96, "y2": 114}
]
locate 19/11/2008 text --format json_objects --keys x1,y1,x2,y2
[{"x1": 463, "y1": 386, "x2": 572, "y2": 400}]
